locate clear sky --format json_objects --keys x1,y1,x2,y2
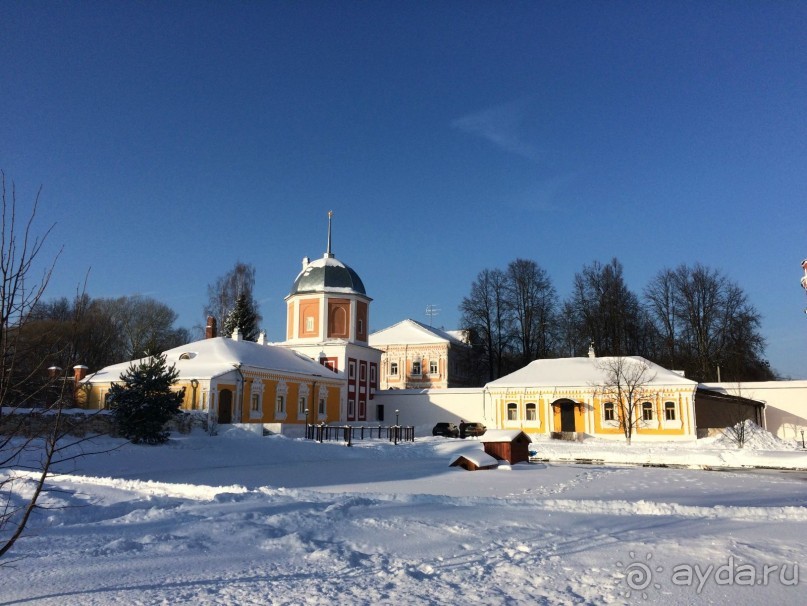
[{"x1": 2, "y1": 1, "x2": 805, "y2": 378}]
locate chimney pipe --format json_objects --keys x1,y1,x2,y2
[
  {"x1": 206, "y1": 316, "x2": 217, "y2": 339},
  {"x1": 73, "y1": 365, "x2": 88, "y2": 382}
]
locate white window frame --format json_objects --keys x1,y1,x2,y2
[
  {"x1": 525, "y1": 402, "x2": 537, "y2": 422},
  {"x1": 275, "y1": 380, "x2": 288, "y2": 420},
  {"x1": 305, "y1": 316, "x2": 315, "y2": 332},
  {"x1": 348, "y1": 398, "x2": 355, "y2": 418},
  {"x1": 411, "y1": 360, "x2": 421, "y2": 376},
  {"x1": 641, "y1": 401, "x2": 654, "y2": 421},
  {"x1": 506, "y1": 402, "x2": 518, "y2": 421},
  {"x1": 429, "y1": 360, "x2": 438, "y2": 376},
  {"x1": 661, "y1": 399, "x2": 683, "y2": 429},
  {"x1": 389, "y1": 361, "x2": 398, "y2": 376}
]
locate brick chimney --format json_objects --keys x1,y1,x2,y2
[
  {"x1": 73, "y1": 365, "x2": 88, "y2": 382},
  {"x1": 48, "y1": 366, "x2": 63, "y2": 379},
  {"x1": 206, "y1": 315, "x2": 217, "y2": 339}
]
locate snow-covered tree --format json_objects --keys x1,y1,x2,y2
[
  {"x1": 107, "y1": 353, "x2": 183, "y2": 445},
  {"x1": 223, "y1": 293, "x2": 260, "y2": 341},
  {"x1": 204, "y1": 261, "x2": 262, "y2": 336}
]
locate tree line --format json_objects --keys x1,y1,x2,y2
[{"x1": 460, "y1": 257, "x2": 774, "y2": 385}]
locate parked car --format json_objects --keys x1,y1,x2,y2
[
  {"x1": 432, "y1": 422, "x2": 460, "y2": 438},
  {"x1": 459, "y1": 422, "x2": 486, "y2": 439}
]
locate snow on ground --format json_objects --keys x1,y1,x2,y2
[{"x1": 2, "y1": 429, "x2": 806, "y2": 605}]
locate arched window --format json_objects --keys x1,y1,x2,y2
[
  {"x1": 507, "y1": 402, "x2": 518, "y2": 421},
  {"x1": 603, "y1": 402, "x2": 615, "y2": 421},
  {"x1": 664, "y1": 401, "x2": 676, "y2": 421},
  {"x1": 525, "y1": 403, "x2": 537, "y2": 421},
  {"x1": 642, "y1": 401, "x2": 653, "y2": 421}
]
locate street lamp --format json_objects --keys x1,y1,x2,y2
[
  {"x1": 801, "y1": 429, "x2": 805, "y2": 450},
  {"x1": 305, "y1": 408, "x2": 310, "y2": 440},
  {"x1": 395, "y1": 409, "x2": 400, "y2": 426}
]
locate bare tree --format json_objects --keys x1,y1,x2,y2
[
  {"x1": 204, "y1": 261, "x2": 262, "y2": 338},
  {"x1": 596, "y1": 356, "x2": 656, "y2": 445},
  {"x1": 0, "y1": 171, "x2": 62, "y2": 558},
  {"x1": 505, "y1": 258, "x2": 557, "y2": 364},
  {"x1": 566, "y1": 258, "x2": 647, "y2": 357},
  {"x1": 644, "y1": 264, "x2": 773, "y2": 382},
  {"x1": 459, "y1": 268, "x2": 513, "y2": 382}
]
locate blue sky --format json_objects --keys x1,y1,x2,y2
[{"x1": 2, "y1": 1, "x2": 805, "y2": 378}]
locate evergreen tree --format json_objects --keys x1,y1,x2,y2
[
  {"x1": 107, "y1": 353, "x2": 183, "y2": 445},
  {"x1": 223, "y1": 294, "x2": 260, "y2": 340}
]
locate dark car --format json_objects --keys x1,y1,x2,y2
[
  {"x1": 459, "y1": 422, "x2": 486, "y2": 439},
  {"x1": 432, "y1": 422, "x2": 460, "y2": 438}
]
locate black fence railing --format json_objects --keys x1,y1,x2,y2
[{"x1": 305, "y1": 423, "x2": 415, "y2": 445}]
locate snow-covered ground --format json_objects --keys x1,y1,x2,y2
[{"x1": 2, "y1": 427, "x2": 806, "y2": 605}]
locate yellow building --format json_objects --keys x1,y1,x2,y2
[
  {"x1": 79, "y1": 329, "x2": 345, "y2": 431},
  {"x1": 485, "y1": 353, "x2": 699, "y2": 441}
]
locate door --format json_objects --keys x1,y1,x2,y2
[
  {"x1": 218, "y1": 389, "x2": 232, "y2": 424},
  {"x1": 560, "y1": 402, "x2": 576, "y2": 432}
]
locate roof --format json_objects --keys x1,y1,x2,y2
[
  {"x1": 85, "y1": 337, "x2": 343, "y2": 383},
  {"x1": 450, "y1": 449, "x2": 500, "y2": 468},
  {"x1": 289, "y1": 255, "x2": 367, "y2": 297},
  {"x1": 486, "y1": 356, "x2": 698, "y2": 389},
  {"x1": 480, "y1": 429, "x2": 532, "y2": 443},
  {"x1": 369, "y1": 318, "x2": 469, "y2": 347}
]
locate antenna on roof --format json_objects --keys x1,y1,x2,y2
[
  {"x1": 325, "y1": 210, "x2": 334, "y2": 258},
  {"x1": 425, "y1": 304, "x2": 440, "y2": 327}
]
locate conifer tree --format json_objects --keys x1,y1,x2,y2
[
  {"x1": 107, "y1": 352, "x2": 183, "y2": 445},
  {"x1": 223, "y1": 294, "x2": 260, "y2": 340}
]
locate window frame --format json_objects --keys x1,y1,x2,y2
[
  {"x1": 641, "y1": 401, "x2": 654, "y2": 421},
  {"x1": 603, "y1": 401, "x2": 615, "y2": 422},
  {"x1": 506, "y1": 402, "x2": 518, "y2": 421},
  {"x1": 389, "y1": 361, "x2": 398, "y2": 376}
]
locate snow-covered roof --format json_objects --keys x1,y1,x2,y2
[
  {"x1": 480, "y1": 429, "x2": 532, "y2": 443},
  {"x1": 486, "y1": 356, "x2": 698, "y2": 389},
  {"x1": 289, "y1": 254, "x2": 367, "y2": 297},
  {"x1": 450, "y1": 449, "x2": 500, "y2": 468},
  {"x1": 369, "y1": 319, "x2": 469, "y2": 347},
  {"x1": 85, "y1": 337, "x2": 343, "y2": 383}
]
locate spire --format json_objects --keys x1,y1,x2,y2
[{"x1": 325, "y1": 210, "x2": 334, "y2": 258}]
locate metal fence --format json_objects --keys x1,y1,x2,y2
[{"x1": 305, "y1": 423, "x2": 415, "y2": 445}]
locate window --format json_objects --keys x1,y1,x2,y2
[
  {"x1": 664, "y1": 401, "x2": 676, "y2": 421},
  {"x1": 318, "y1": 397, "x2": 326, "y2": 416},
  {"x1": 360, "y1": 363, "x2": 366, "y2": 381},
  {"x1": 390, "y1": 362, "x2": 398, "y2": 376},
  {"x1": 370, "y1": 365, "x2": 377, "y2": 383},
  {"x1": 299, "y1": 396, "x2": 307, "y2": 417},
  {"x1": 429, "y1": 360, "x2": 438, "y2": 375},
  {"x1": 305, "y1": 316, "x2": 315, "y2": 332},
  {"x1": 604, "y1": 402, "x2": 615, "y2": 421},
  {"x1": 507, "y1": 402, "x2": 518, "y2": 421},
  {"x1": 642, "y1": 402, "x2": 653, "y2": 421},
  {"x1": 348, "y1": 398, "x2": 355, "y2": 417},
  {"x1": 276, "y1": 395, "x2": 285, "y2": 414},
  {"x1": 411, "y1": 360, "x2": 421, "y2": 376},
  {"x1": 349, "y1": 361, "x2": 356, "y2": 380},
  {"x1": 251, "y1": 394, "x2": 260, "y2": 412},
  {"x1": 358, "y1": 318, "x2": 364, "y2": 334},
  {"x1": 525, "y1": 403, "x2": 537, "y2": 421}
]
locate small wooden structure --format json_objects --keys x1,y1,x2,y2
[
  {"x1": 481, "y1": 429, "x2": 532, "y2": 464},
  {"x1": 450, "y1": 450, "x2": 499, "y2": 471}
]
